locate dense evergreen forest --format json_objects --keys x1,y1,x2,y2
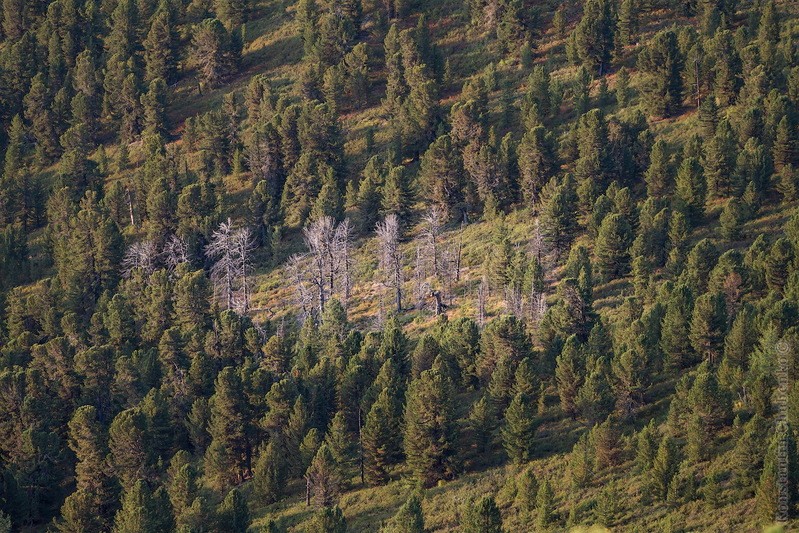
[{"x1": 1, "y1": 0, "x2": 799, "y2": 530}]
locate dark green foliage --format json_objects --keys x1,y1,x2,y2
[
  {"x1": 253, "y1": 441, "x2": 286, "y2": 504},
  {"x1": 404, "y1": 369, "x2": 459, "y2": 486},
  {"x1": 461, "y1": 496, "x2": 503, "y2": 533},
  {"x1": 217, "y1": 488, "x2": 249, "y2": 532},
  {"x1": 382, "y1": 494, "x2": 424, "y2": 533},
  {"x1": 307, "y1": 505, "x2": 347, "y2": 533},
  {"x1": 0, "y1": 2, "x2": 797, "y2": 531},
  {"x1": 637, "y1": 29, "x2": 684, "y2": 117},
  {"x1": 570, "y1": 0, "x2": 616, "y2": 74}
]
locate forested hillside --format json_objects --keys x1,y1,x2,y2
[{"x1": 1, "y1": 0, "x2": 799, "y2": 530}]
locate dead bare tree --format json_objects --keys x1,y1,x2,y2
[
  {"x1": 206, "y1": 219, "x2": 256, "y2": 313},
  {"x1": 231, "y1": 227, "x2": 256, "y2": 313},
  {"x1": 334, "y1": 219, "x2": 354, "y2": 305},
  {"x1": 122, "y1": 240, "x2": 159, "y2": 277},
  {"x1": 300, "y1": 216, "x2": 354, "y2": 316},
  {"x1": 375, "y1": 214, "x2": 403, "y2": 313},
  {"x1": 303, "y1": 216, "x2": 335, "y2": 315},
  {"x1": 421, "y1": 205, "x2": 446, "y2": 279},
  {"x1": 286, "y1": 253, "x2": 314, "y2": 320},
  {"x1": 163, "y1": 234, "x2": 191, "y2": 272}
]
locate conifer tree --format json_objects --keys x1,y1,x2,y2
[
  {"x1": 540, "y1": 177, "x2": 579, "y2": 259},
  {"x1": 253, "y1": 441, "x2": 286, "y2": 504},
  {"x1": 571, "y1": 0, "x2": 616, "y2": 74},
  {"x1": 306, "y1": 444, "x2": 341, "y2": 507},
  {"x1": 675, "y1": 156, "x2": 706, "y2": 225},
  {"x1": 217, "y1": 488, "x2": 249, "y2": 532},
  {"x1": 501, "y1": 391, "x2": 536, "y2": 463},
  {"x1": 461, "y1": 496, "x2": 503, "y2": 533},
  {"x1": 651, "y1": 435, "x2": 679, "y2": 501},
  {"x1": 703, "y1": 119, "x2": 737, "y2": 198},
  {"x1": 556, "y1": 336, "x2": 583, "y2": 419},
  {"x1": 381, "y1": 494, "x2": 424, "y2": 533},
  {"x1": 404, "y1": 369, "x2": 459, "y2": 486},
  {"x1": 518, "y1": 126, "x2": 556, "y2": 207},
  {"x1": 755, "y1": 421, "x2": 799, "y2": 522},
  {"x1": 307, "y1": 505, "x2": 347, "y2": 533},
  {"x1": 689, "y1": 292, "x2": 727, "y2": 364},
  {"x1": 109, "y1": 407, "x2": 149, "y2": 491},
  {"x1": 535, "y1": 478, "x2": 555, "y2": 529},
  {"x1": 637, "y1": 28, "x2": 684, "y2": 117},
  {"x1": 362, "y1": 386, "x2": 402, "y2": 486},
  {"x1": 143, "y1": 3, "x2": 178, "y2": 84},
  {"x1": 60, "y1": 406, "x2": 117, "y2": 532},
  {"x1": 594, "y1": 213, "x2": 633, "y2": 281},
  {"x1": 419, "y1": 135, "x2": 463, "y2": 217},
  {"x1": 644, "y1": 139, "x2": 671, "y2": 199},
  {"x1": 192, "y1": 19, "x2": 238, "y2": 88},
  {"x1": 112, "y1": 481, "x2": 173, "y2": 533},
  {"x1": 204, "y1": 367, "x2": 250, "y2": 490}
]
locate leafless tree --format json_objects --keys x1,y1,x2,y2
[
  {"x1": 286, "y1": 253, "x2": 315, "y2": 321},
  {"x1": 421, "y1": 205, "x2": 446, "y2": 279},
  {"x1": 334, "y1": 219, "x2": 354, "y2": 304},
  {"x1": 375, "y1": 214, "x2": 403, "y2": 313},
  {"x1": 205, "y1": 220, "x2": 256, "y2": 313},
  {"x1": 163, "y1": 234, "x2": 191, "y2": 272},
  {"x1": 303, "y1": 216, "x2": 335, "y2": 315},
  {"x1": 122, "y1": 240, "x2": 159, "y2": 277},
  {"x1": 299, "y1": 216, "x2": 353, "y2": 316},
  {"x1": 231, "y1": 227, "x2": 256, "y2": 313}
]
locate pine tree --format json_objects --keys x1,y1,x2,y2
[
  {"x1": 143, "y1": 3, "x2": 178, "y2": 84},
  {"x1": 635, "y1": 420, "x2": 658, "y2": 472},
  {"x1": 675, "y1": 157, "x2": 706, "y2": 225},
  {"x1": 108, "y1": 407, "x2": 149, "y2": 491},
  {"x1": 617, "y1": 0, "x2": 638, "y2": 47},
  {"x1": 644, "y1": 139, "x2": 671, "y2": 199},
  {"x1": 651, "y1": 435, "x2": 679, "y2": 501},
  {"x1": 204, "y1": 367, "x2": 250, "y2": 490},
  {"x1": 535, "y1": 478, "x2": 555, "y2": 529},
  {"x1": 637, "y1": 28, "x2": 684, "y2": 117},
  {"x1": 306, "y1": 444, "x2": 341, "y2": 507},
  {"x1": 518, "y1": 126, "x2": 556, "y2": 207},
  {"x1": 381, "y1": 494, "x2": 424, "y2": 533},
  {"x1": 571, "y1": 0, "x2": 615, "y2": 74},
  {"x1": 112, "y1": 481, "x2": 173, "y2": 533},
  {"x1": 419, "y1": 135, "x2": 463, "y2": 217},
  {"x1": 166, "y1": 452, "x2": 198, "y2": 527},
  {"x1": 215, "y1": 0, "x2": 246, "y2": 29},
  {"x1": 689, "y1": 292, "x2": 727, "y2": 364},
  {"x1": 594, "y1": 213, "x2": 633, "y2": 281},
  {"x1": 461, "y1": 496, "x2": 503, "y2": 533},
  {"x1": 192, "y1": 19, "x2": 238, "y2": 88},
  {"x1": 501, "y1": 391, "x2": 536, "y2": 463},
  {"x1": 60, "y1": 406, "x2": 117, "y2": 532},
  {"x1": 703, "y1": 119, "x2": 737, "y2": 198},
  {"x1": 24, "y1": 73, "x2": 59, "y2": 165},
  {"x1": 719, "y1": 198, "x2": 746, "y2": 241},
  {"x1": 556, "y1": 336, "x2": 583, "y2": 419},
  {"x1": 755, "y1": 421, "x2": 799, "y2": 522},
  {"x1": 404, "y1": 369, "x2": 459, "y2": 486},
  {"x1": 540, "y1": 176, "x2": 579, "y2": 259},
  {"x1": 253, "y1": 441, "x2": 286, "y2": 504},
  {"x1": 578, "y1": 357, "x2": 614, "y2": 424},
  {"x1": 217, "y1": 488, "x2": 249, "y2": 532},
  {"x1": 141, "y1": 78, "x2": 169, "y2": 137},
  {"x1": 362, "y1": 386, "x2": 402, "y2": 486},
  {"x1": 307, "y1": 505, "x2": 347, "y2": 533}
]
